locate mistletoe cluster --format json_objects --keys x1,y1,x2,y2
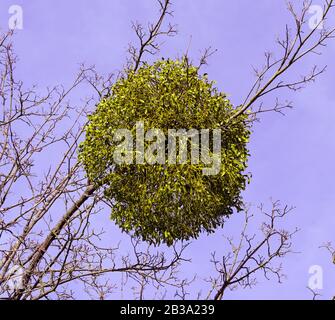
[{"x1": 79, "y1": 58, "x2": 251, "y2": 245}]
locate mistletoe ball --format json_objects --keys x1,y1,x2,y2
[{"x1": 79, "y1": 58, "x2": 251, "y2": 245}]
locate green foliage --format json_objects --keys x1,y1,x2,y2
[{"x1": 79, "y1": 58, "x2": 251, "y2": 246}]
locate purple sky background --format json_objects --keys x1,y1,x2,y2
[{"x1": 0, "y1": 0, "x2": 334, "y2": 299}]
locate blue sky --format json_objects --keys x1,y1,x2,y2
[{"x1": 0, "y1": 0, "x2": 334, "y2": 299}]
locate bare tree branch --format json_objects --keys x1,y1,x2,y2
[
  {"x1": 230, "y1": 0, "x2": 335, "y2": 121},
  {"x1": 205, "y1": 201, "x2": 297, "y2": 300}
]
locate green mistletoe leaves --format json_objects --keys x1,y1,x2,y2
[{"x1": 79, "y1": 58, "x2": 251, "y2": 246}]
